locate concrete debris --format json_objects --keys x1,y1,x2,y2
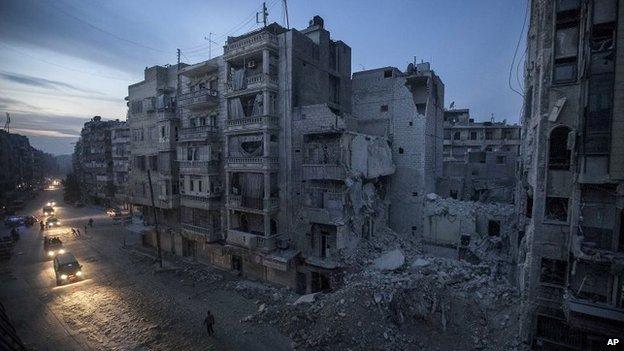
[
  {"x1": 293, "y1": 293, "x2": 320, "y2": 305},
  {"x1": 373, "y1": 249, "x2": 405, "y2": 271}
]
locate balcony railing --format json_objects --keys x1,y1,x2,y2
[
  {"x1": 301, "y1": 164, "x2": 346, "y2": 180},
  {"x1": 181, "y1": 223, "x2": 221, "y2": 242},
  {"x1": 226, "y1": 229, "x2": 259, "y2": 249},
  {"x1": 178, "y1": 88, "x2": 219, "y2": 109},
  {"x1": 224, "y1": 32, "x2": 278, "y2": 56},
  {"x1": 181, "y1": 193, "x2": 221, "y2": 210},
  {"x1": 226, "y1": 156, "x2": 278, "y2": 165},
  {"x1": 228, "y1": 194, "x2": 278, "y2": 212},
  {"x1": 178, "y1": 160, "x2": 220, "y2": 174},
  {"x1": 226, "y1": 114, "x2": 278, "y2": 129},
  {"x1": 178, "y1": 125, "x2": 218, "y2": 142}
]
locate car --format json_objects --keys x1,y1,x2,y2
[
  {"x1": 43, "y1": 206, "x2": 55, "y2": 216},
  {"x1": 4, "y1": 216, "x2": 25, "y2": 227},
  {"x1": 46, "y1": 217, "x2": 61, "y2": 228},
  {"x1": 53, "y1": 253, "x2": 84, "y2": 285},
  {"x1": 24, "y1": 215, "x2": 37, "y2": 226},
  {"x1": 46, "y1": 201, "x2": 56, "y2": 207},
  {"x1": 43, "y1": 236, "x2": 64, "y2": 258}
]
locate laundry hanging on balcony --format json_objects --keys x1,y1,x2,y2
[{"x1": 231, "y1": 68, "x2": 247, "y2": 91}]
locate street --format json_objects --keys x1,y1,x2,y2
[{"x1": 0, "y1": 189, "x2": 292, "y2": 351}]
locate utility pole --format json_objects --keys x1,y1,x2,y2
[
  {"x1": 204, "y1": 32, "x2": 217, "y2": 60},
  {"x1": 147, "y1": 170, "x2": 163, "y2": 268},
  {"x1": 4, "y1": 112, "x2": 10, "y2": 133},
  {"x1": 282, "y1": 0, "x2": 290, "y2": 29},
  {"x1": 257, "y1": 2, "x2": 268, "y2": 27}
]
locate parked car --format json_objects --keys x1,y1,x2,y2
[
  {"x1": 4, "y1": 216, "x2": 24, "y2": 228},
  {"x1": 43, "y1": 236, "x2": 64, "y2": 258},
  {"x1": 43, "y1": 206, "x2": 55, "y2": 216},
  {"x1": 53, "y1": 253, "x2": 84, "y2": 285},
  {"x1": 24, "y1": 215, "x2": 37, "y2": 226},
  {"x1": 46, "y1": 201, "x2": 56, "y2": 207},
  {"x1": 46, "y1": 217, "x2": 61, "y2": 228}
]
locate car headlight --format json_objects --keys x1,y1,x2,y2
[
  {"x1": 48, "y1": 251, "x2": 54, "y2": 256},
  {"x1": 60, "y1": 274, "x2": 68, "y2": 280},
  {"x1": 58, "y1": 249, "x2": 65, "y2": 254},
  {"x1": 76, "y1": 271, "x2": 83, "y2": 277}
]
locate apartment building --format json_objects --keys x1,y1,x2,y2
[
  {"x1": 517, "y1": 0, "x2": 624, "y2": 349},
  {"x1": 73, "y1": 116, "x2": 123, "y2": 205},
  {"x1": 127, "y1": 64, "x2": 184, "y2": 238},
  {"x1": 352, "y1": 62, "x2": 445, "y2": 236},
  {"x1": 438, "y1": 109, "x2": 521, "y2": 203},
  {"x1": 111, "y1": 122, "x2": 131, "y2": 209}
]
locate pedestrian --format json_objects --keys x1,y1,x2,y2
[
  {"x1": 84, "y1": 224, "x2": 88, "y2": 234},
  {"x1": 40, "y1": 221, "x2": 45, "y2": 232},
  {"x1": 203, "y1": 310, "x2": 215, "y2": 336},
  {"x1": 88, "y1": 218, "x2": 94, "y2": 227}
]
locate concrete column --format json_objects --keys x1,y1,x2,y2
[
  {"x1": 263, "y1": 131, "x2": 270, "y2": 157},
  {"x1": 225, "y1": 171, "x2": 231, "y2": 231},
  {"x1": 224, "y1": 61, "x2": 230, "y2": 89},
  {"x1": 262, "y1": 49, "x2": 270, "y2": 76},
  {"x1": 263, "y1": 172, "x2": 271, "y2": 236},
  {"x1": 263, "y1": 90, "x2": 270, "y2": 116},
  {"x1": 264, "y1": 213, "x2": 270, "y2": 237}
]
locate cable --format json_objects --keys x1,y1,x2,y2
[
  {"x1": 0, "y1": 42, "x2": 131, "y2": 81},
  {"x1": 508, "y1": 0, "x2": 529, "y2": 97},
  {"x1": 43, "y1": 0, "x2": 169, "y2": 53}
]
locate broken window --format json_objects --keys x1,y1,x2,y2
[
  {"x1": 470, "y1": 131, "x2": 477, "y2": 140},
  {"x1": 383, "y1": 69, "x2": 393, "y2": 78},
  {"x1": 450, "y1": 190, "x2": 458, "y2": 199},
  {"x1": 545, "y1": 197, "x2": 569, "y2": 222},
  {"x1": 553, "y1": 0, "x2": 580, "y2": 84},
  {"x1": 540, "y1": 258, "x2": 567, "y2": 285},
  {"x1": 380, "y1": 105, "x2": 388, "y2": 112},
  {"x1": 496, "y1": 156, "x2": 506, "y2": 164},
  {"x1": 136, "y1": 155, "x2": 146, "y2": 171},
  {"x1": 398, "y1": 147, "x2": 404, "y2": 154},
  {"x1": 453, "y1": 131, "x2": 460, "y2": 140},
  {"x1": 526, "y1": 195, "x2": 533, "y2": 218},
  {"x1": 548, "y1": 126, "x2": 572, "y2": 170},
  {"x1": 329, "y1": 75, "x2": 340, "y2": 104},
  {"x1": 485, "y1": 131, "x2": 493, "y2": 140},
  {"x1": 488, "y1": 220, "x2": 501, "y2": 236}
]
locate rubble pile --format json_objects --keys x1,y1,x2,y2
[
  {"x1": 245, "y1": 250, "x2": 524, "y2": 350},
  {"x1": 227, "y1": 279, "x2": 296, "y2": 305},
  {"x1": 343, "y1": 225, "x2": 422, "y2": 269}
]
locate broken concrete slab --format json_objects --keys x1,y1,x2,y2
[
  {"x1": 293, "y1": 292, "x2": 320, "y2": 305},
  {"x1": 373, "y1": 249, "x2": 405, "y2": 271}
]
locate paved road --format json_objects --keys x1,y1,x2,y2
[{"x1": 0, "y1": 189, "x2": 292, "y2": 351}]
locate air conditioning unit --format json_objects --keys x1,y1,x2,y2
[{"x1": 247, "y1": 60, "x2": 257, "y2": 69}]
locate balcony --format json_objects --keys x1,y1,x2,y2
[
  {"x1": 302, "y1": 189, "x2": 347, "y2": 225},
  {"x1": 178, "y1": 160, "x2": 220, "y2": 174},
  {"x1": 178, "y1": 88, "x2": 219, "y2": 110},
  {"x1": 227, "y1": 74, "x2": 278, "y2": 95},
  {"x1": 564, "y1": 293, "x2": 624, "y2": 335},
  {"x1": 224, "y1": 32, "x2": 278, "y2": 58},
  {"x1": 227, "y1": 195, "x2": 278, "y2": 213},
  {"x1": 180, "y1": 193, "x2": 221, "y2": 210},
  {"x1": 156, "y1": 111, "x2": 177, "y2": 121},
  {"x1": 181, "y1": 223, "x2": 221, "y2": 243},
  {"x1": 225, "y1": 156, "x2": 278, "y2": 170},
  {"x1": 301, "y1": 164, "x2": 346, "y2": 180},
  {"x1": 257, "y1": 235, "x2": 278, "y2": 252},
  {"x1": 225, "y1": 114, "x2": 278, "y2": 133},
  {"x1": 226, "y1": 229, "x2": 259, "y2": 249},
  {"x1": 178, "y1": 125, "x2": 219, "y2": 142}
]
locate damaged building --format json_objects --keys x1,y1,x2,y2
[
  {"x1": 517, "y1": 0, "x2": 624, "y2": 349},
  {"x1": 438, "y1": 108, "x2": 521, "y2": 203},
  {"x1": 352, "y1": 63, "x2": 445, "y2": 236}
]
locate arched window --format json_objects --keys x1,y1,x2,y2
[
  {"x1": 453, "y1": 131, "x2": 461, "y2": 140},
  {"x1": 548, "y1": 126, "x2": 572, "y2": 170}
]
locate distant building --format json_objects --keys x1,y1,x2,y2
[
  {"x1": 111, "y1": 123, "x2": 131, "y2": 208},
  {"x1": 73, "y1": 116, "x2": 125, "y2": 205},
  {"x1": 438, "y1": 109, "x2": 520, "y2": 203},
  {"x1": 352, "y1": 62, "x2": 445, "y2": 236}
]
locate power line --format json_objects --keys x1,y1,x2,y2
[
  {"x1": 508, "y1": 0, "x2": 529, "y2": 97},
  {"x1": 43, "y1": 0, "x2": 169, "y2": 53}
]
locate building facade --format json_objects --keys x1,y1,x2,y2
[
  {"x1": 438, "y1": 109, "x2": 521, "y2": 203},
  {"x1": 111, "y1": 123, "x2": 131, "y2": 208},
  {"x1": 352, "y1": 63, "x2": 445, "y2": 236},
  {"x1": 517, "y1": 0, "x2": 624, "y2": 349}
]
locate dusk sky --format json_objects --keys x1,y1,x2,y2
[{"x1": 0, "y1": 0, "x2": 527, "y2": 155}]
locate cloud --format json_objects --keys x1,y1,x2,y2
[
  {"x1": 0, "y1": 71, "x2": 101, "y2": 94},
  {"x1": 12, "y1": 128, "x2": 79, "y2": 138},
  {"x1": 0, "y1": 96, "x2": 40, "y2": 111}
]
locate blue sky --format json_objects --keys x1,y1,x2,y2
[{"x1": 0, "y1": 0, "x2": 527, "y2": 155}]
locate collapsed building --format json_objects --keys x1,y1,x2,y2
[
  {"x1": 129, "y1": 17, "x2": 397, "y2": 293},
  {"x1": 517, "y1": 0, "x2": 624, "y2": 349},
  {"x1": 352, "y1": 63, "x2": 445, "y2": 236},
  {"x1": 438, "y1": 108, "x2": 521, "y2": 203}
]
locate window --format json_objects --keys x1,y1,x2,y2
[
  {"x1": 496, "y1": 156, "x2": 506, "y2": 164},
  {"x1": 540, "y1": 258, "x2": 567, "y2": 285},
  {"x1": 485, "y1": 131, "x2": 493, "y2": 140},
  {"x1": 398, "y1": 147, "x2": 404, "y2": 154},
  {"x1": 409, "y1": 121, "x2": 413, "y2": 126},
  {"x1": 548, "y1": 126, "x2": 572, "y2": 170},
  {"x1": 380, "y1": 105, "x2": 388, "y2": 112},
  {"x1": 190, "y1": 180, "x2": 194, "y2": 191},
  {"x1": 488, "y1": 220, "x2": 501, "y2": 236},
  {"x1": 553, "y1": 0, "x2": 580, "y2": 84},
  {"x1": 198, "y1": 180, "x2": 203, "y2": 192},
  {"x1": 149, "y1": 155, "x2": 158, "y2": 171},
  {"x1": 131, "y1": 100, "x2": 143, "y2": 114},
  {"x1": 136, "y1": 156, "x2": 146, "y2": 171},
  {"x1": 453, "y1": 131, "x2": 460, "y2": 140},
  {"x1": 450, "y1": 190, "x2": 458, "y2": 199},
  {"x1": 526, "y1": 195, "x2": 533, "y2": 218},
  {"x1": 383, "y1": 69, "x2": 393, "y2": 78},
  {"x1": 545, "y1": 197, "x2": 569, "y2": 222},
  {"x1": 470, "y1": 131, "x2": 477, "y2": 140}
]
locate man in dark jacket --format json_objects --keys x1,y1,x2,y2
[{"x1": 203, "y1": 310, "x2": 215, "y2": 336}]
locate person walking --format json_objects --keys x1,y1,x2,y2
[
  {"x1": 88, "y1": 218, "x2": 94, "y2": 227},
  {"x1": 84, "y1": 224, "x2": 88, "y2": 235},
  {"x1": 203, "y1": 311, "x2": 215, "y2": 336}
]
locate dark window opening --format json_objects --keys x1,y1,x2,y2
[
  {"x1": 411, "y1": 192, "x2": 417, "y2": 196},
  {"x1": 620, "y1": 210, "x2": 624, "y2": 253},
  {"x1": 496, "y1": 156, "x2": 506, "y2": 164},
  {"x1": 470, "y1": 131, "x2": 477, "y2": 140},
  {"x1": 311, "y1": 272, "x2": 331, "y2": 293},
  {"x1": 488, "y1": 220, "x2": 501, "y2": 236},
  {"x1": 380, "y1": 105, "x2": 388, "y2": 112},
  {"x1": 548, "y1": 126, "x2": 572, "y2": 170},
  {"x1": 526, "y1": 195, "x2": 533, "y2": 218},
  {"x1": 545, "y1": 197, "x2": 569, "y2": 222},
  {"x1": 408, "y1": 121, "x2": 413, "y2": 126},
  {"x1": 398, "y1": 147, "x2": 404, "y2": 154},
  {"x1": 453, "y1": 131, "x2": 461, "y2": 140},
  {"x1": 540, "y1": 258, "x2": 567, "y2": 285},
  {"x1": 450, "y1": 190, "x2": 458, "y2": 199},
  {"x1": 383, "y1": 69, "x2": 393, "y2": 78},
  {"x1": 149, "y1": 155, "x2": 158, "y2": 171}
]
